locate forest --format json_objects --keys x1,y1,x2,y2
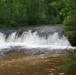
[{"x1": 0, "y1": 0, "x2": 76, "y2": 27}]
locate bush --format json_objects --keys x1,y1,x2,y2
[
  {"x1": 63, "y1": 17, "x2": 73, "y2": 31},
  {"x1": 59, "y1": 49, "x2": 76, "y2": 72}
]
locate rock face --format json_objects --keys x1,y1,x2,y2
[{"x1": 66, "y1": 31, "x2": 76, "y2": 46}]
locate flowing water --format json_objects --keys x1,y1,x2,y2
[
  {"x1": 0, "y1": 25, "x2": 76, "y2": 55},
  {"x1": 0, "y1": 25, "x2": 76, "y2": 75}
]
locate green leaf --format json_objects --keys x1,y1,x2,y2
[{"x1": 49, "y1": 2, "x2": 57, "y2": 6}]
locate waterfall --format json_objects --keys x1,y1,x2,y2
[
  {"x1": 0, "y1": 25, "x2": 76, "y2": 55},
  {"x1": 1, "y1": 31, "x2": 70, "y2": 46}
]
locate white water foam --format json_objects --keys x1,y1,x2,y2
[{"x1": 0, "y1": 30, "x2": 76, "y2": 55}]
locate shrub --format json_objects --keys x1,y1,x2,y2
[{"x1": 59, "y1": 49, "x2": 76, "y2": 72}]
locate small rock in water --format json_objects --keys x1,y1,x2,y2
[
  {"x1": 50, "y1": 73, "x2": 54, "y2": 75},
  {"x1": 59, "y1": 73, "x2": 64, "y2": 75},
  {"x1": 17, "y1": 71, "x2": 20, "y2": 74},
  {"x1": 51, "y1": 69, "x2": 55, "y2": 71},
  {"x1": 48, "y1": 73, "x2": 54, "y2": 75}
]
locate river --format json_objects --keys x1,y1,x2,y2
[{"x1": 0, "y1": 25, "x2": 76, "y2": 75}]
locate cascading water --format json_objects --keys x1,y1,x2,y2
[{"x1": 0, "y1": 25, "x2": 76, "y2": 55}]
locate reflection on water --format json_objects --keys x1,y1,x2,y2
[{"x1": 0, "y1": 51, "x2": 76, "y2": 75}]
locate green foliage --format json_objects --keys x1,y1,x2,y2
[
  {"x1": 25, "y1": 0, "x2": 47, "y2": 25},
  {"x1": 59, "y1": 0, "x2": 76, "y2": 31},
  {"x1": 63, "y1": 18, "x2": 73, "y2": 31},
  {"x1": 59, "y1": 49, "x2": 76, "y2": 72},
  {"x1": 0, "y1": 0, "x2": 48, "y2": 26},
  {"x1": 60, "y1": 0, "x2": 76, "y2": 17},
  {"x1": 0, "y1": 0, "x2": 75, "y2": 27},
  {"x1": 47, "y1": 0, "x2": 63, "y2": 24}
]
